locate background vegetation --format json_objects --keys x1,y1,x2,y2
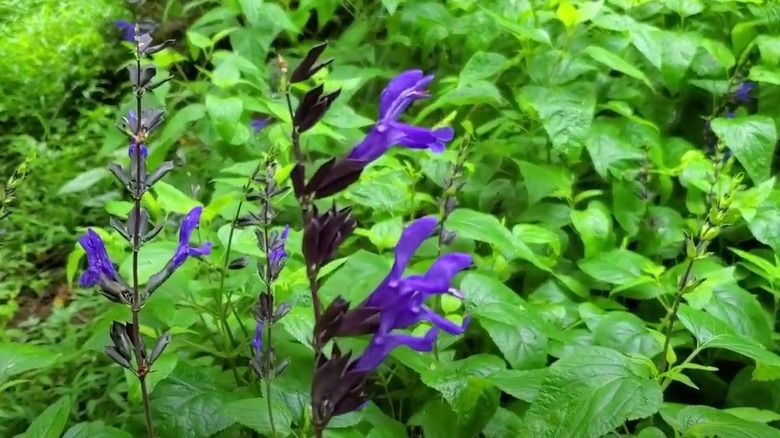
[{"x1": 3, "y1": 0, "x2": 780, "y2": 436}]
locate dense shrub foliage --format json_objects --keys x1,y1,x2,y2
[{"x1": 3, "y1": 0, "x2": 780, "y2": 437}]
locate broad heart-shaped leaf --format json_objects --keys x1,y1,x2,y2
[
  {"x1": 151, "y1": 363, "x2": 235, "y2": 437},
  {"x1": 205, "y1": 94, "x2": 244, "y2": 143},
  {"x1": 22, "y1": 395, "x2": 70, "y2": 438},
  {"x1": 578, "y1": 249, "x2": 660, "y2": 286},
  {"x1": 514, "y1": 160, "x2": 574, "y2": 206},
  {"x1": 221, "y1": 396, "x2": 294, "y2": 437},
  {"x1": 585, "y1": 117, "x2": 647, "y2": 179},
  {"x1": 585, "y1": 45, "x2": 654, "y2": 90},
  {"x1": 518, "y1": 346, "x2": 662, "y2": 437},
  {"x1": 419, "y1": 354, "x2": 504, "y2": 438},
  {"x1": 473, "y1": 303, "x2": 556, "y2": 369},
  {"x1": 677, "y1": 304, "x2": 780, "y2": 380},
  {"x1": 446, "y1": 208, "x2": 550, "y2": 271},
  {"x1": 711, "y1": 115, "x2": 777, "y2": 184},
  {"x1": 0, "y1": 343, "x2": 60, "y2": 381},
  {"x1": 593, "y1": 311, "x2": 662, "y2": 358},
  {"x1": 119, "y1": 241, "x2": 177, "y2": 284},
  {"x1": 521, "y1": 82, "x2": 596, "y2": 160},
  {"x1": 675, "y1": 405, "x2": 780, "y2": 438}
]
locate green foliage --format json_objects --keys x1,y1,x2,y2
[{"x1": 5, "y1": 0, "x2": 780, "y2": 437}]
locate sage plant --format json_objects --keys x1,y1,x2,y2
[
  {"x1": 76, "y1": 24, "x2": 209, "y2": 438},
  {"x1": 280, "y1": 43, "x2": 471, "y2": 435}
]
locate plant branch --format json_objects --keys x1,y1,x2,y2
[{"x1": 131, "y1": 43, "x2": 156, "y2": 438}]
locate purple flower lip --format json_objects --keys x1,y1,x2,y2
[
  {"x1": 78, "y1": 228, "x2": 120, "y2": 287},
  {"x1": 732, "y1": 81, "x2": 755, "y2": 103},
  {"x1": 251, "y1": 118, "x2": 270, "y2": 133},
  {"x1": 171, "y1": 206, "x2": 212, "y2": 269},
  {"x1": 348, "y1": 216, "x2": 472, "y2": 373},
  {"x1": 115, "y1": 20, "x2": 135, "y2": 42},
  {"x1": 347, "y1": 70, "x2": 454, "y2": 164}
]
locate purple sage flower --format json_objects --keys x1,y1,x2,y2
[
  {"x1": 732, "y1": 81, "x2": 755, "y2": 103},
  {"x1": 115, "y1": 20, "x2": 135, "y2": 42},
  {"x1": 269, "y1": 225, "x2": 290, "y2": 264},
  {"x1": 251, "y1": 118, "x2": 270, "y2": 133},
  {"x1": 78, "y1": 229, "x2": 120, "y2": 287},
  {"x1": 170, "y1": 206, "x2": 212, "y2": 269},
  {"x1": 351, "y1": 216, "x2": 472, "y2": 372},
  {"x1": 252, "y1": 321, "x2": 264, "y2": 354},
  {"x1": 347, "y1": 70, "x2": 454, "y2": 163}
]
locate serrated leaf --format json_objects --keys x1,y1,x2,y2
[
  {"x1": 151, "y1": 363, "x2": 235, "y2": 437},
  {"x1": 677, "y1": 405, "x2": 780, "y2": 438},
  {"x1": 593, "y1": 312, "x2": 662, "y2": 358},
  {"x1": 459, "y1": 52, "x2": 509, "y2": 84},
  {"x1": 710, "y1": 115, "x2": 777, "y2": 184},
  {"x1": 518, "y1": 346, "x2": 662, "y2": 437},
  {"x1": 522, "y1": 82, "x2": 596, "y2": 160},
  {"x1": 677, "y1": 304, "x2": 780, "y2": 380},
  {"x1": 515, "y1": 160, "x2": 574, "y2": 205}
]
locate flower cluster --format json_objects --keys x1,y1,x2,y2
[{"x1": 279, "y1": 43, "x2": 472, "y2": 434}]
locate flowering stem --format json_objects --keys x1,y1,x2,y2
[
  {"x1": 657, "y1": 161, "x2": 722, "y2": 376},
  {"x1": 260, "y1": 169, "x2": 277, "y2": 437},
  {"x1": 281, "y1": 67, "x2": 324, "y2": 438},
  {"x1": 131, "y1": 43, "x2": 156, "y2": 438}
]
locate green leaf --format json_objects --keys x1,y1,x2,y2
[
  {"x1": 63, "y1": 422, "x2": 134, "y2": 438},
  {"x1": 593, "y1": 312, "x2": 662, "y2": 358},
  {"x1": 153, "y1": 181, "x2": 202, "y2": 214},
  {"x1": 612, "y1": 180, "x2": 648, "y2": 236},
  {"x1": 119, "y1": 241, "x2": 178, "y2": 284},
  {"x1": 585, "y1": 45, "x2": 654, "y2": 89},
  {"x1": 676, "y1": 405, "x2": 780, "y2": 438},
  {"x1": 578, "y1": 249, "x2": 659, "y2": 285},
  {"x1": 319, "y1": 250, "x2": 391, "y2": 304},
  {"x1": 22, "y1": 396, "x2": 70, "y2": 438},
  {"x1": 446, "y1": 209, "x2": 550, "y2": 270},
  {"x1": 711, "y1": 115, "x2": 777, "y2": 184},
  {"x1": 419, "y1": 354, "x2": 504, "y2": 438},
  {"x1": 750, "y1": 65, "x2": 780, "y2": 85},
  {"x1": 585, "y1": 118, "x2": 647, "y2": 179},
  {"x1": 461, "y1": 273, "x2": 525, "y2": 308},
  {"x1": 439, "y1": 81, "x2": 504, "y2": 107},
  {"x1": 124, "y1": 354, "x2": 178, "y2": 403},
  {"x1": 222, "y1": 397, "x2": 293, "y2": 437},
  {"x1": 237, "y1": 0, "x2": 262, "y2": 26},
  {"x1": 473, "y1": 303, "x2": 553, "y2": 369},
  {"x1": 152, "y1": 363, "x2": 235, "y2": 437},
  {"x1": 217, "y1": 223, "x2": 264, "y2": 257},
  {"x1": 629, "y1": 24, "x2": 664, "y2": 69},
  {"x1": 677, "y1": 304, "x2": 780, "y2": 380},
  {"x1": 515, "y1": 160, "x2": 574, "y2": 206},
  {"x1": 483, "y1": 408, "x2": 524, "y2": 438},
  {"x1": 57, "y1": 168, "x2": 109, "y2": 195},
  {"x1": 743, "y1": 200, "x2": 780, "y2": 254},
  {"x1": 570, "y1": 202, "x2": 614, "y2": 258},
  {"x1": 522, "y1": 82, "x2": 596, "y2": 160},
  {"x1": 205, "y1": 94, "x2": 245, "y2": 143},
  {"x1": 367, "y1": 217, "x2": 404, "y2": 251},
  {"x1": 704, "y1": 284, "x2": 772, "y2": 346},
  {"x1": 459, "y1": 52, "x2": 509, "y2": 84},
  {"x1": 0, "y1": 343, "x2": 60, "y2": 380},
  {"x1": 487, "y1": 368, "x2": 547, "y2": 402},
  {"x1": 518, "y1": 346, "x2": 662, "y2": 437}
]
